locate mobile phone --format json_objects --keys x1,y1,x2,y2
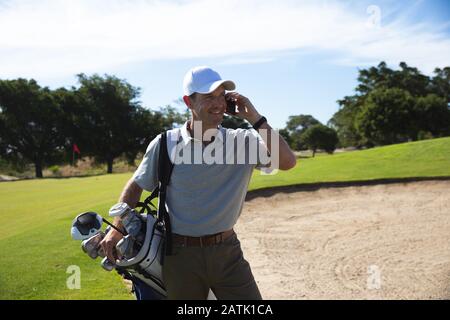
[{"x1": 226, "y1": 97, "x2": 237, "y2": 115}]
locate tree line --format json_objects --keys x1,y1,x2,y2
[
  {"x1": 1, "y1": 62, "x2": 449, "y2": 178},
  {"x1": 0, "y1": 74, "x2": 188, "y2": 178},
  {"x1": 280, "y1": 62, "x2": 450, "y2": 154},
  {"x1": 329, "y1": 62, "x2": 450, "y2": 147},
  {"x1": 0, "y1": 73, "x2": 251, "y2": 178}
]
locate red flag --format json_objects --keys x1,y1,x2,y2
[{"x1": 73, "y1": 144, "x2": 81, "y2": 154}]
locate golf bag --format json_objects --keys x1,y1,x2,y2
[
  {"x1": 71, "y1": 129, "x2": 218, "y2": 299},
  {"x1": 114, "y1": 131, "x2": 175, "y2": 298}
]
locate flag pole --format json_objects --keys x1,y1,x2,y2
[{"x1": 72, "y1": 144, "x2": 80, "y2": 167}]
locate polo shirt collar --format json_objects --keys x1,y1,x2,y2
[{"x1": 180, "y1": 121, "x2": 224, "y2": 146}]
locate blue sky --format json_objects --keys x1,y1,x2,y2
[{"x1": 1, "y1": 0, "x2": 449, "y2": 129}]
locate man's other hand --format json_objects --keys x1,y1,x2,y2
[{"x1": 100, "y1": 228, "x2": 124, "y2": 263}]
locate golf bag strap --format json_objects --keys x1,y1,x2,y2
[
  {"x1": 136, "y1": 131, "x2": 175, "y2": 255},
  {"x1": 135, "y1": 187, "x2": 159, "y2": 214},
  {"x1": 158, "y1": 131, "x2": 174, "y2": 256}
]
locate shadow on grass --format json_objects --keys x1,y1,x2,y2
[{"x1": 246, "y1": 176, "x2": 450, "y2": 201}]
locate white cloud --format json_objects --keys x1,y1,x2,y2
[
  {"x1": 219, "y1": 57, "x2": 276, "y2": 65},
  {"x1": 0, "y1": 0, "x2": 449, "y2": 79}
]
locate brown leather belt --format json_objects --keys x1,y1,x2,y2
[{"x1": 172, "y1": 229, "x2": 235, "y2": 247}]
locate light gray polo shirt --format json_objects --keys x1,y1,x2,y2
[{"x1": 132, "y1": 121, "x2": 271, "y2": 236}]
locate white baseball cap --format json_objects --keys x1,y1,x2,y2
[{"x1": 183, "y1": 66, "x2": 236, "y2": 96}]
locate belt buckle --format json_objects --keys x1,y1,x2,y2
[{"x1": 215, "y1": 233, "x2": 223, "y2": 244}]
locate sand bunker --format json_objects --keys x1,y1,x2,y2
[{"x1": 236, "y1": 180, "x2": 450, "y2": 299}]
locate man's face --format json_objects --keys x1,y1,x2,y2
[{"x1": 188, "y1": 86, "x2": 227, "y2": 127}]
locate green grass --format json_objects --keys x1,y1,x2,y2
[
  {"x1": 1, "y1": 137, "x2": 449, "y2": 299},
  {"x1": 0, "y1": 174, "x2": 137, "y2": 300},
  {"x1": 250, "y1": 137, "x2": 450, "y2": 190}
]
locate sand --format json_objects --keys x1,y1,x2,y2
[{"x1": 235, "y1": 180, "x2": 450, "y2": 299}]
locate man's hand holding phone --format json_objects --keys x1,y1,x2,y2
[
  {"x1": 225, "y1": 92, "x2": 262, "y2": 125},
  {"x1": 225, "y1": 96, "x2": 238, "y2": 115}
]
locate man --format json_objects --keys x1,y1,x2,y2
[{"x1": 101, "y1": 66, "x2": 296, "y2": 299}]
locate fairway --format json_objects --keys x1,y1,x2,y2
[
  {"x1": 0, "y1": 174, "x2": 136, "y2": 299},
  {"x1": 0, "y1": 137, "x2": 449, "y2": 299},
  {"x1": 250, "y1": 137, "x2": 450, "y2": 190}
]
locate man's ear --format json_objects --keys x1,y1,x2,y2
[{"x1": 183, "y1": 95, "x2": 192, "y2": 109}]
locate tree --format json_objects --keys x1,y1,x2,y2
[
  {"x1": 285, "y1": 115, "x2": 321, "y2": 150},
  {"x1": 52, "y1": 87, "x2": 90, "y2": 164},
  {"x1": 331, "y1": 61, "x2": 450, "y2": 148},
  {"x1": 356, "y1": 61, "x2": 429, "y2": 97},
  {"x1": 278, "y1": 128, "x2": 293, "y2": 147},
  {"x1": 355, "y1": 88, "x2": 416, "y2": 146},
  {"x1": 395, "y1": 62, "x2": 430, "y2": 97},
  {"x1": 356, "y1": 61, "x2": 395, "y2": 95},
  {"x1": 286, "y1": 114, "x2": 321, "y2": 132},
  {"x1": 126, "y1": 107, "x2": 173, "y2": 165},
  {"x1": 76, "y1": 73, "x2": 146, "y2": 173},
  {"x1": 301, "y1": 124, "x2": 339, "y2": 157},
  {"x1": 430, "y1": 67, "x2": 450, "y2": 104},
  {"x1": 328, "y1": 95, "x2": 364, "y2": 148},
  {"x1": 0, "y1": 79, "x2": 65, "y2": 178},
  {"x1": 158, "y1": 105, "x2": 189, "y2": 129},
  {"x1": 413, "y1": 94, "x2": 450, "y2": 138}
]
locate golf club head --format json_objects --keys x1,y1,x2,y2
[
  {"x1": 109, "y1": 202, "x2": 130, "y2": 218},
  {"x1": 81, "y1": 232, "x2": 106, "y2": 259},
  {"x1": 101, "y1": 257, "x2": 115, "y2": 271},
  {"x1": 116, "y1": 235, "x2": 135, "y2": 259},
  {"x1": 71, "y1": 211, "x2": 103, "y2": 240}
]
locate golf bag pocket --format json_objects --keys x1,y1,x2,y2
[{"x1": 115, "y1": 213, "x2": 166, "y2": 297}]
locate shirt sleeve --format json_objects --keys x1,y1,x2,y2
[
  {"x1": 132, "y1": 134, "x2": 161, "y2": 192},
  {"x1": 244, "y1": 129, "x2": 274, "y2": 173}
]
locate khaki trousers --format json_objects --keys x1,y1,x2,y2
[{"x1": 162, "y1": 232, "x2": 262, "y2": 300}]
